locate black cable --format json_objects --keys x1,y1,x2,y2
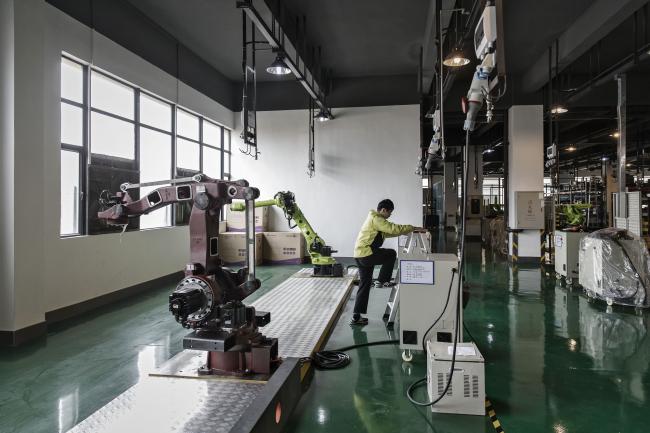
[
  {"x1": 420, "y1": 270, "x2": 457, "y2": 353},
  {"x1": 406, "y1": 128, "x2": 471, "y2": 407},
  {"x1": 305, "y1": 340, "x2": 399, "y2": 370}
]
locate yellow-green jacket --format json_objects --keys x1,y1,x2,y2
[{"x1": 353, "y1": 210, "x2": 414, "y2": 258}]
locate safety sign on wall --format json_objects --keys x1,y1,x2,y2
[{"x1": 399, "y1": 260, "x2": 434, "y2": 285}]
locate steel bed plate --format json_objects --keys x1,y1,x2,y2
[
  {"x1": 252, "y1": 270, "x2": 355, "y2": 358},
  {"x1": 67, "y1": 269, "x2": 354, "y2": 433},
  {"x1": 67, "y1": 377, "x2": 264, "y2": 433}
]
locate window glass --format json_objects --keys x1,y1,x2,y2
[
  {"x1": 225, "y1": 129, "x2": 231, "y2": 152},
  {"x1": 61, "y1": 103, "x2": 83, "y2": 146},
  {"x1": 91, "y1": 111, "x2": 135, "y2": 159},
  {"x1": 177, "y1": 109, "x2": 199, "y2": 140},
  {"x1": 61, "y1": 58, "x2": 83, "y2": 103},
  {"x1": 177, "y1": 138, "x2": 200, "y2": 170},
  {"x1": 140, "y1": 93, "x2": 172, "y2": 132},
  {"x1": 202, "y1": 146, "x2": 221, "y2": 179},
  {"x1": 60, "y1": 150, "x2": 80, "y2": 235},
  {"x1": 203, "y1": 121, "x2": 221, "y2": 147},
  {"x1": 91, "y1": 71, "x2": 134, "y2": 119},
  {"x1": 140, "y1": 128, "x2": 172, "y2": 229},
  {"x1": 224, "y1": 152, "x2": 231, "y2": 175}
]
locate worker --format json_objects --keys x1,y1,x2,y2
[{"x1": 351, "y1": 199, "x2": 423, "y2": 325}]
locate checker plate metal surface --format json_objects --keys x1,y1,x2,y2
[
  {"x1": 67, "y1": 270, "x2": 352, "y2": 433},
  {"x1": 293, "y1": 267, "x2": 359, "y2": 278},
  {"x1": 252, "y1": 272, "x2": 354, "y2": 358},
  {"x1": 67, "y1": 377, "x2": 263, "y2": 433}
]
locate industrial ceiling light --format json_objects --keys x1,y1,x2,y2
[
  {"x1": 551, "y1": 105, "x2": 568, "y2": 114},
  {"x1": 602, "y1": 156, "x2": 609, "y2": 161},
  {"x1": 314, "y1": 109, "x2": 331, "y2": 122},
  {"x1": 566, "y1": 145, "x2": 577, "y2": 152},
  {"x1": 443, "y1": 48, "x2": 470, "y2": 67},
  {"x1": 266, "y1": 54, "x2": 291, "y2": 75},
  {"x1": 610, "y1": 131, "x2": 620, "y2": 138}
]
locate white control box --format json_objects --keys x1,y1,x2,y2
[
  {"x1": 398, "y1": 234, "x2": 459, "y2": 351},
  {"x1": 554, "y1": 231, "x2": 586, "y2": 280},
  {"x1": 427, "y1": 341, "x2": 485, "y2": 415},
  {"x1": 513, "y1": 191, "x2": 544, "y2": 229}
]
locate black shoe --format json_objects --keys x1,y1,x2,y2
[
  {"x1": 373, "y1": 280, "x2": 396, "y2": 288},
  {"x1": 349, "y1": 316, "x2": 369, "y2": 326}
]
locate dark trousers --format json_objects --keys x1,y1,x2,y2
[{"x1": 354, "y1": 248, "x2": 397, "y2": 315}]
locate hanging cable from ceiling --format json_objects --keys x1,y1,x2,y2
[{"x1": 308, "y1": 98, "x2": 315, "y2": 178}]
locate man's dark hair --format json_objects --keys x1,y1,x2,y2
[{"x1": 377, "y1": 199, "x2": 394, "y2": 211}]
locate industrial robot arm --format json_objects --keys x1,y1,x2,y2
[
  {"x1": 231, "y1": 191, "x2": 344, "y2": 277},
  {"x1": 98, "y1": 175, "x2": 280, "y2": 375},
  {"x1": 463, "y1": 4, "x2": 499, "y2": 131}
]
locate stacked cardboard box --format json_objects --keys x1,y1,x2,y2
[
  {"x1": 225, "y1": 207, "x2": 269, "y2": 232},
  {"x1": 218, "y1": 232, "x2": 263, "y2": 266},
  {"x1": 262, "y1": 232, "x2": 306, "y2": 265}
]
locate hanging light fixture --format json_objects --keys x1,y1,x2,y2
[
  {"x1": 266, "y1": 54, "x2": 291, "y2": 75},
  {"x1": 566, "y1": 145, "x2": 577, "y2": 152},
  {"x1": 610, "y1": 131, "x2": 620, "y2": 138},
  {"x1": 443, "y1": 48, "x2": 470, "y2": 67},
  {"x1": 314, "y1": 109, "x2": 331, "y2": 122},
  {"x1": 551, "y1": 105, "x2": 568, "y2": 114}
]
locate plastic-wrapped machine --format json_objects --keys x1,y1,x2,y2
[
  {"x1": 489, "y1": 216, "x2": 507, "y2": 256},
  {"x1": 579, "y1": 228, "x2": 650, "y2": 308}
]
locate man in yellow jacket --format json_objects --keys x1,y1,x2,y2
[{"x1": 351, "y1": 199, "x2": 423, "y2": 325}]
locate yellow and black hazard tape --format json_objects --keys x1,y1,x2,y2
[{"x1": 485, "y1": 398, "x2": 505, "y2": 433}]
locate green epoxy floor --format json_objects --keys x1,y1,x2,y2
[{"x1": 2, "y1": 240, "x2": 650, "y2": 433}]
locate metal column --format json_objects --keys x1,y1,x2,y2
[{"x1": 616, "y1": 74, "x2": 627, "y2": 218}]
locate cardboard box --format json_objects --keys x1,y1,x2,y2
[
  {"x1": 226, "y1": 207, "x2": 269, "y2": 232},
  {"x1": 218, "y1": 232, "x2": 263, "y2": 266},
  {"x1": 263, "y1": 232, "x2": 306, "y2": 265}
]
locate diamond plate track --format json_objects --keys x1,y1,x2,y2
[
  {"x1": 67, "y1": 269, "x2": 353, "y2": 433},
  {"x1": 252, "y1": 271, "x2": 354, "y2": 358},
  {"x1": 68, "y1": 378, "x2": 264, "y2": 433}
]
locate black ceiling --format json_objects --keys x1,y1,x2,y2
[
  {"x1": 125, "y1": 0, "x2": 430, "y2": 82},
  {"x1": 49, "y1": 0, "x2": 650, "y2": 174}
]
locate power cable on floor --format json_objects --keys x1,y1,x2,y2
[{"x1": 303, "y1": 339, "x2": 399, "y2": 370}]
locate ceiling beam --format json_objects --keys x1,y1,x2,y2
[
  {"x1": 237, "y1": 0, "x2": 328, "y2": 110},
  {"x1": 521, "y1": 0, "x2": 648, "y2": 94}
]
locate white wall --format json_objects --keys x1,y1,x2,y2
[
  {"x1": 0, "y1": 0, "x2": 16, "y2": 330},
  {"x1": 1, "y1": 1, "x2": 237, "y2": 332},
  {"x1": 231, "y1": 106, "x2": 421, "y2": 257}
]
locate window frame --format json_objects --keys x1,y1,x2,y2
[
  {"x1": 60, "y1": 55, "x2": 88, "y2": 237},
  {"x1": 60, "y1": 55, "x2": 232, "y2": 236}
]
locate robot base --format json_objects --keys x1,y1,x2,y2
[
  {"x1": 313, "y1": 263, "x2": 344, "y2": 278},
  {"x1": 202, "y1": 337, "x2": 279, "y2": 376}
]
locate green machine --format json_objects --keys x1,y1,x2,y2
[
  {"x1": 231, "y1": 191, "x2": 344, "y2": 277},
  {"x1": 558, "y1": 203, "x2": 592, "y2": 229}
]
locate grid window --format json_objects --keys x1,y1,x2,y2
[
  {"x1": 177, "y1": 109, "x2": 200, "y2": 141},
  {"x1": 91, "y1": 111, "x2": 135, "y2": 159},
  {"x1": 60, "y1": 56, "x2": 86, "y2": 237},
  {"x1": 60, "y1": 150, "x2": 81, "y2": 235},
  {"x1": 61, "y1": 103, "x2": 83, "y2": 146},
  {"x1": 60, "y1": 55, "x2": 234, "y2": 234},
  {"x1": 224, "y1": 129, "x2": 231, "y2": 179},
  {"x1": 139, "y1": 127, "x2": 172, "y2": 229},
  {"x1": 202, "y1": 146, "x2": 221, "y2": 179},
  {"x1": 177, "y1": 137, "x2": 201, "y2": 171},
  {"x1": 91, "y1": 71, "x2": 135, "y2": 119},
  {"x1": 203, "y1": 121, "x2": 221, "y2": 147},
  {"x1": 140, "y1": 93, "x2": 172, "y2": 132},
  {"x1": 61, "y1": 58, "x2": 83, "y2": 103}
]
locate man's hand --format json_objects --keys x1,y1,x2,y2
[{"x1": 412, "y1": 227, "x2": 428, "y2": 233}]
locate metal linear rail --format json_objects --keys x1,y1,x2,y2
[{"x1": 236, "y1": 0, "x2": 327, "y2": 111}]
